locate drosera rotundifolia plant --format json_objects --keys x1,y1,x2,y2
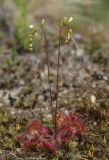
[{"x1": 17, "y1": 17, "x2": 86, "y2": 155}]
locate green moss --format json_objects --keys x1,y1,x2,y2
[{"x1": 15, "y1": 0, "x2": 28, "y2": 51}]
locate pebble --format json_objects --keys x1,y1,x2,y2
[{"x1": 90, "y1": 95, "x2": 96, "y2": 104}]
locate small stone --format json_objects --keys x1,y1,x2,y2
[
  {"x1": 103, "y1": 76, "x2": 108, "y2": 81},
  {"x1": 76, "y1": 48, "x2": 84, "y2": 58},
  {"x1": 91, "y1": 95, "x2": 96, "y2": 104},
  {"x1": 38, "y1": 95, "x2": 44, "y2": 102},
  {"x1": 0, "y1": 103, "x2": 3, "y2": 107},
  {"x1": 65, "y1": 110, "x2": 69, "y2": 115},
  {"x1": 93, "y1": 122, "x2": 97, "y2": 126},
  {"x1": 10, "y1": 110, "x2": 15, "y2": 115}
]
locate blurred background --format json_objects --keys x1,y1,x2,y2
[
  {"x1": 0, "y1": 0, "x2": 109, "y2": 52},
  {"x1": 0, "y1": 1, "x2": 109, "y2": 159}
]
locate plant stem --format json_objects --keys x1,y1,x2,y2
[
  {"x1": 39, "y1": 104, "x2": 43, "y2": 122},
  {"x1": 43, "y1": 30, "x2": 54, "y2": 125},
  {"x1": 54, "y1": 24, "x2": 62, "y2": 140}
]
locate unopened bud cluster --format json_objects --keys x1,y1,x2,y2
[
  {"x1": 65, "y1": 28, "x2": 73, "y2": 44},
  {"x1": 60, "y1": 16, "x2": 73, "y2": 26},
  {"x1": 60, "y1": 16, "x2": 74, "y2": 44},
  {"x1": 28, "y1": 25, "x2": 37, "y2": 51}
]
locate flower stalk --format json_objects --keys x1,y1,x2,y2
[
  {"x1": 41, "y1": 20, "x2": 54, "y2": 127},
  {"x1": 54, "y1": 23, "x2": 62, "y2": 140}
]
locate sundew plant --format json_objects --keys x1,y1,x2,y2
[{"x1": 17, "y1": 17, "x2": 86, "y2": 155}]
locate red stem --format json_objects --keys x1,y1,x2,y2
[
  {"x1": 54, "y1": 24, "x2": 62, "y2": 140},
  {"x1": 43, "y1": 30, "x2": 54, "y2": 125},
  {"x1": 39, "y1": 104, "x2": 43, "y2": 122}
]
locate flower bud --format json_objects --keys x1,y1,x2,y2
[
  {"x1": 29, "y1": 24, "x2": 34, "y2": 29},
  {"x1": 68, "y1": 17, "x2": 74, "y2": 23}
]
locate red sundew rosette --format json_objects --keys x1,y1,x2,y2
[
  {"x1": 17, "y1": 112, "x2": 86, "y2": 154},
  {"x1": 17, "y1": 120, "x2": 57, "y2": 154},
  {"x1": 56, "y1": 112, "x2": 86, "y2": 145}
]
